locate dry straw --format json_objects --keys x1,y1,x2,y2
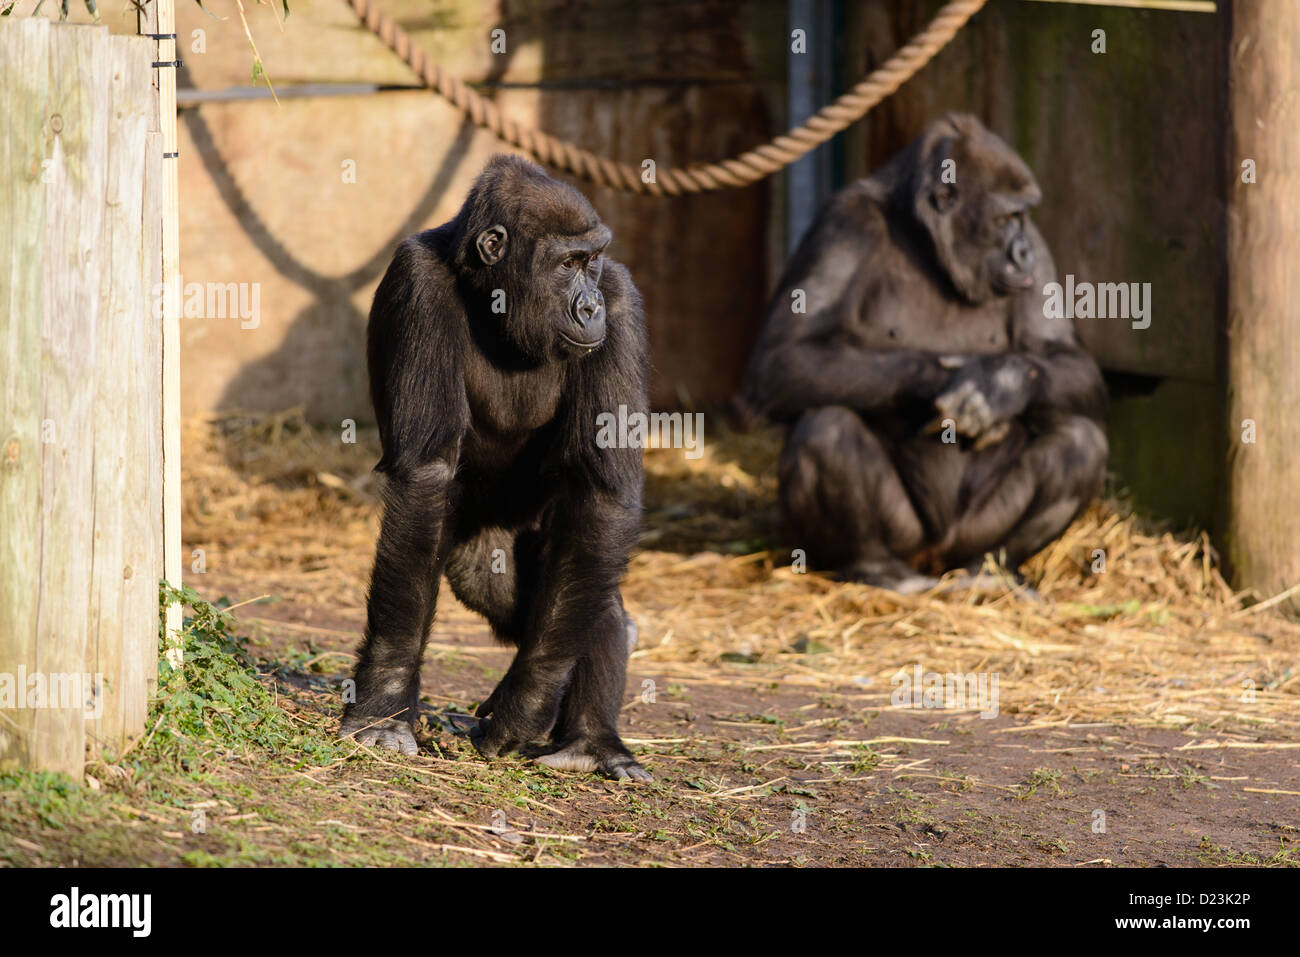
[{"x1": 185, "y1": 409, "x2": 1299, "y2": 740}]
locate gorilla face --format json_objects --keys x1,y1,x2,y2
[
  {"x1": 912, "y1": 117, "x2": 1043, "y2": 304},
  {"x1": 983, "y1": 196, "x2": 1038, "y2": 295},
  {"x1": 545, "y1": 225, "x2": 610, "y2": 353},
  {"x1": 471, "y1": 221, "x2": 611, "y2": 358}
]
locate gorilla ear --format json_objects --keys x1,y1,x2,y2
[
  {"x1": 930, "y1": 183, "x2": 959, "y2": 215},
  {"x1": 475, "y1": 225, "x2": 508, "y2": 266}
]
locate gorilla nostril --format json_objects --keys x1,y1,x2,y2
[{"x1": 1010, "y1": 235, "x2": 1034, "y2": 270}]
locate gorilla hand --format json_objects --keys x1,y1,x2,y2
[{"x1": 930, "y1": 354, "x2": 1038, "y2": 447}]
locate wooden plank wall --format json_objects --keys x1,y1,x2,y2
[
  {"x1": 0, "y1": 20, "x2": 163, "y2": 776},
  {"x1": 85, "y1": 0, "x2": 786, "y2": 420},
  {"x1": 839, "y1": 0, "x2": 1224, "y2": 529}
]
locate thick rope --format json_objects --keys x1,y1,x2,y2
[{"x1": 346, "y1": 0, "x2": 989, "y2": 195}]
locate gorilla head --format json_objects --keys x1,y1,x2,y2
[
  {"x1": 904, "y1": 114, "x2": 1043, "y2": 304},
  {"x1": 454, "y1": 155, "x2": 611, "y2": 360}
]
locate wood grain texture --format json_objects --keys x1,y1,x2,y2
[
  {"x1": 1225, "y1": 0, "x2": 1300, "y2": 604},
  {"x1": 1, "y1": 22, "x2": 165, "y2": 773},
  {"x1": 0, "y1": 19, "x2": 52, "y2": 772},
  {"x1": 33, "y1": 24, "x2": 111, "y2": 777},
  {"x1": 142, "y1": 129, "x2": 165, "y2": 702},
  {"x1": 158, "y1": 0, "x2": 185, "y2": 668},
  {"x1": 87, "y1": 35, "x2": 157, "y2": 758}
]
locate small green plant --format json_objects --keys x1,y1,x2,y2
[
  {"x1": 1017, "y1": 767, "x2": 1065, "y2": 799},
  {"x1": 145, "y1": 582, "x2": 342, "y2": 775}
]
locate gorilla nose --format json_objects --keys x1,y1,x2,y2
[
  {"x1": 567, "y1": 292, "x2": 606, "y2": 348},
  {"x1": 1010, "y1": 234, "x2": 1034, "y2": 272}
]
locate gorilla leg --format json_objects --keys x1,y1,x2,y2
[
  {"x1": 465, "y1": 491, "x2": 647, "y2": 778},
  {"x1": 779, "y1": 406, "x2": 933, "y2": 591},
  {"x1": 443, "y1": 526, "x2": 530, "y2": 725},
  {"x1": 446, "y1": 526, "x2": 638, "y2": 651},
  {"x1": 340, "y1": 462, "x2": 454, "y2": 755},
  {"x1": 535, "y1": 593, "x2": 650, "y2": 781},
  {"x1": 445, "y1": 525, "x2": 532, "y2": 641},
  {"x1": 446, "y1": 527, "x2": 638, "y2": 737},
  {"x1": 941, "y1": 416, "x2": 1107, "y2": 570}
]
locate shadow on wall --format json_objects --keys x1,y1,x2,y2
[
  {"x1": 189, "y1": 44, "x2": 516, "y2": 427},
  {"x1": 195, "y1": 3, "x2": 774, "y2": 430}
]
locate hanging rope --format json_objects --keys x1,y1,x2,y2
[{"x1": 345, "y1": 0, "x2": 989, "y2": 195}]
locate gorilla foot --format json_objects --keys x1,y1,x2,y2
[
  {"x1": 841, "y1": 559, "x2": 939, "y2": 595},
  {"x1": 468, "y1": 716, "x2": 515, "y2": 759},
  {"x1": 470, "y1": 711, "x2": 556, "y2": 760},
  {"x1": 340, "y1": 714, "x2": 419, "y2": 755},
  {"x1": 535, "y1": 740, "x2": 653, "y2": 782}
]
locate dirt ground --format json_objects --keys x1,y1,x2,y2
[
  {"x1": 219, "y1": 582, "x2": 1300, "y2": 867},
  {"x1": 2, "y1": 411, "x2": 1296, "y2": 867}
]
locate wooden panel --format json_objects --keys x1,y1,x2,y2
[
  {"x1": 86, "y1": 36, "x2": 157, "y2": 759},
  {"x1": 149, "y1": 0, "x2": 185, "y2": 670},
  {"x1": 160, "y1": 0, "x2": 784, "y2": 91},
  {"x1": 841, "y1": 0, "x2": 1221, "y2": 383},
  {"x1": 142, "y1": 131, "x2": 165, "y2": 700},
  {"x1": 34, "y1": 24, "x2": 111, "y2": 777},
  {"x1": 2, "y1": 22, "x2": 166, "y2": 773},
  {"x1": 166, "y1": 2, "x2": 782, "y2": 420},
  {"x1": 0, "y1": 18, "x2": 51, "y2": 772}
]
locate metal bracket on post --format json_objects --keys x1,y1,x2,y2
[{"x1": 145, "y1": 33, "x2": 181, "y2": 159}]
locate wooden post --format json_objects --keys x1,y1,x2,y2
[
  {"x1": 86, "y1": 35, "x2": 159, "y2": 759},
  {"x1": 0, "y1": 21, "x2": 165, "y2": 774},
  {"x1": 1225, "y1": 0, "x2": 1300, "y2": 608},
  {"x1": 139, "y1": 0, "x2": 185, "y2": 667},
  {"x1": 0, "y1": 19, "x2": 54, "y2": 772}
]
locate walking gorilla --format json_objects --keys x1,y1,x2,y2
[
  {"x1": 340, "y1": 155, "x2": 651, "y2": 781},
  {"x1": 737, "y1": 114, "x2": 1107, "y2": 593}
]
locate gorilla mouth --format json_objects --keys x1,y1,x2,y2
[
  {"x1": 560, "y1": 330, "x2": 606, "y2": 349},
  {"x1": 995, "y1": 262, "x2": 1035, "y2": 292}
]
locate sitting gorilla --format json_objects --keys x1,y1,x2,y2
[{"x1": 736, "y1": 114, "x2": 1107, "y2": 593}]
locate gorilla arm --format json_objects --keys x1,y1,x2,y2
[
  {"x1": 1014, "y1": 307, "x2": 1108, "y2": 427},
  {"x1": 341, "y1": 233, "x2": 471, "y2": 753},
  {"x1": 738, "y1": 193, "x2": 950, "y2": 425},
  {"x1": 744, "y1": 336, "x2": 951, "y2": 425},
  {"x1": 932, "y1": 223, "x2": 1105, "y2": 441},
  {"x1": 1011, "y1": 225, "x2": 1107, "y2": 427}
]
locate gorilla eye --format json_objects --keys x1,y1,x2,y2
[
  {"x1": 562, "y1": 256, "x2": 581, "y2": 270},
  {"x1": 590, "y1": 251, "x2": 601, "y2": 262}
]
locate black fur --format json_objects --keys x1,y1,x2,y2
[
  {"x1": 340, "y1": 155, "x2": 651, "y2": 780},
  {"x1": 737, "y1": 114, "x2": 1107, "y2": 590}
]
